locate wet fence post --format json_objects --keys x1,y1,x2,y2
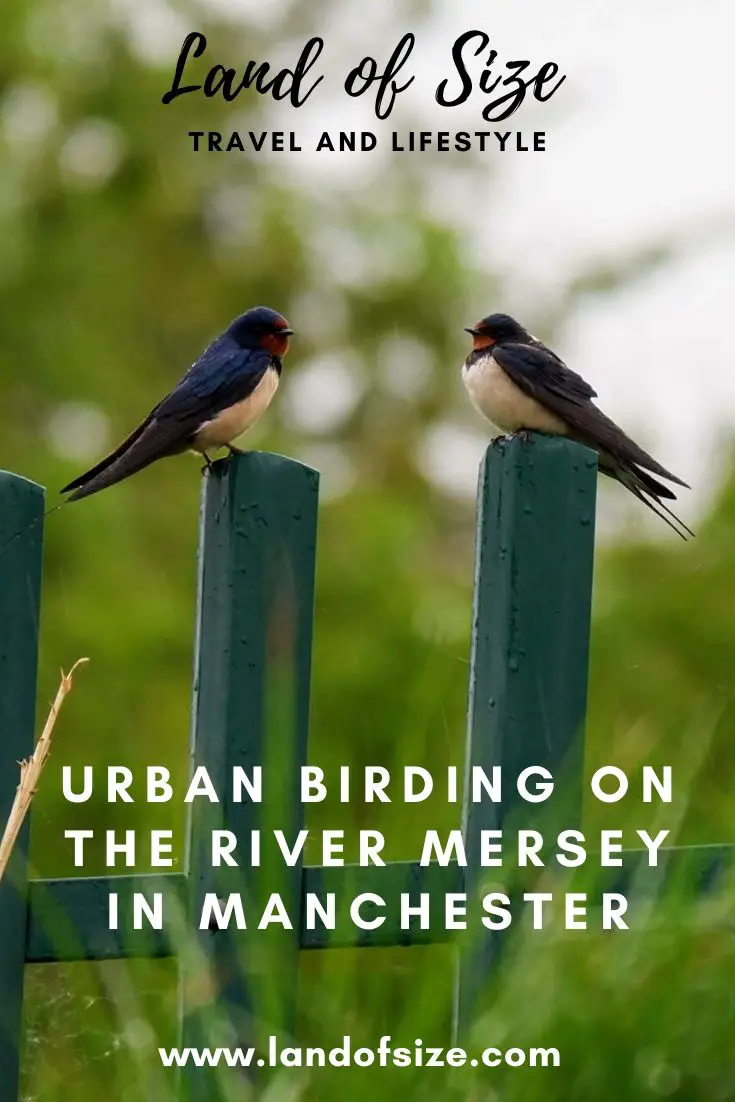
[
  {"x1": 180, "y1": 453, "x2": 319, "y2": 1100},
  {"x1": 0, "y1": 475, "x2": 44, "y2": 1100},
  {"x1": 454, "y1": 436, "x2": 598, "y2": 1034}
]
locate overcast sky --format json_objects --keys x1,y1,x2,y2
[
  {"x1": 130, "y1": 0, "x2": 735, "y2": 531},
  {"x1": 254, "y1": 0, "x2": 733, "y2": 528},
  {"x1": 427, "y1": 0, "x2": 735, "y2": 515}
]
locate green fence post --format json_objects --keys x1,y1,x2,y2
[
  {"x1": 180, "y1": 452, "x2": 319, "y2": 1098},
  {"x1": 0, "y1": 475, "x2": 44, "y2": 1100},
  {"x1": 454, "y1": 436, "x2": 597, "y2": 1035}
]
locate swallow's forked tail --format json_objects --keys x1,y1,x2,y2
[
  {"x1": 564, "y1": 403, "x2": 694, "y2": 540},
  {"x1": 617, "y1": 464, "x2": 695, "y2": 541},
  {"x1": 0, "y1": 419, "x2": 171, "y2": 556},
  {"x1": 59, "y1": 417, "x2": 156, "y2": 501},
  {"x1": 0, "y1": 501, "x2": 66, "y2": 559}
]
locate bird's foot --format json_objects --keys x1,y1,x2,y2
[
  {"x1": 491, "y1": 433, "x2": 516, "y2": 449},
  {"x1": 200, "y1": 452, "x2": 214, "y2": 474},
  {"x1": 491, "y1": 430, "x2": 538, "y2": 450},
  {"x1": 226, "y1": 444, "x2": 246, "y2": 458}
]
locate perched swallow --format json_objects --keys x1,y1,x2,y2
[
  {"x1": 61, "y1": 306, "x2": 293, "y2": 501},
  {"x1": 462, "y1": 313, "x2": 693, "y2": 538}
]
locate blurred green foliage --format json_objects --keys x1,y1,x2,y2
[{"x1": 1, "y1": 1, "x2": 734, "y2": 1100}]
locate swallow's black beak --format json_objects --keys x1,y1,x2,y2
[
  {"x1": 280, "y1": 328, "x2": 295, "y2": 337},
  {"x1": 464, "y1": 327, "x2": 481, "y2": 337}
]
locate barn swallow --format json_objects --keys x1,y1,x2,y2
[
  {"x1": 61, "y1": 306, "x2": 293, "y2": 501},
  {"x1": 462, "y1": 313, "x2": 693, "y2": 539}
]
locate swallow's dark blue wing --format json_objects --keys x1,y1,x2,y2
[
  {"x1": 492, "y1": 342, "x2": 597, "y2": 405},
  {"x1": 62, "y1": 338, "x2": 273, "y2": 500},
  {"x1": 153, "y1": 337, "x2": 272, "y2": 423},
  {"x1": 487, "y1": 341, "x2": 692, "y2": 539},
  {"x1": 492, "y1": 341, "x2": 689, "y2": 495}
]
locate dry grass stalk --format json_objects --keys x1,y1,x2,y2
[{"x1": 0, "y1": 657, "x2": 89, "y2": 882}]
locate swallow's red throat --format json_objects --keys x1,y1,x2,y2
[
  {"x1": 262, "y1": 332, "x2": 291, "y2": 357},
  {"x1": 473, "y1": 334, "x2": 495, "y2": 351}
]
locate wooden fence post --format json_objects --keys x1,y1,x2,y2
[
  {"x1": 180, "y1": 452, "x2": 319, "y2": 1099},
  {"x1": 454, "y1": 436, "x2": 598, "y2": 1035},
  {"x1": 0, "y1": 475, "x2": 44, "y2": 1099}
]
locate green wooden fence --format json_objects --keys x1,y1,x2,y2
[{"x1": 3, "y1": 434, "x2": 704, "y2": 1098}]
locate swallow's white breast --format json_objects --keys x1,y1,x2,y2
[
  {"x1": 462, "y1": 352, "x2": 568, "y2": 435},
  {"x1": 194, "y1": 365, "x2": 280, "y2": 451}
]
